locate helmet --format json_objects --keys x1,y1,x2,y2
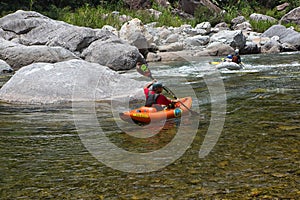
[
  {"x1": 235, "y1": 49, "x2": 239, "y2": 54},
  {"x1": 152, "y1": 82, "x2": 163, "y2": 90},
  {"x1": 227, "y1": 54, "x2": 233, "y2": 59}
]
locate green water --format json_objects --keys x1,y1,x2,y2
[{"x1": 0, "y1": 52, "x2": 299, "y2": 199}]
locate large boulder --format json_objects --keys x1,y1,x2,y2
[
  {"x1": 81, "y1": 38, "x2": 143, "y2": 71},
  {"x1": 261, "y1": 37, "x2": 282, "y2": 53},
  {"x1": 0, "y1": 38, "x2": 78, "y2": 69},
  {"x1": 261, "y1": 25, "x2": 300, "y2": 50},
  {"x1": 204, "y1": 42, "x2": 234, "y2": 56},
  {"x1": 249, "y1": 13, "x2": 277, "y2": 23},
  {"x1": 0, "y1": 10, "x2": 141, "y2": 70},
  {"x1": 184, "y1": 35, "x2": 210, "y2": 48},
  {"x1": 280, "y1": 7, "x2": 300, "y2": 25},
  {"x1": 0, "y1": 59, "x2": 144, "y2": 104},
  {"x1": 119, "y1": 18, "x2": 154, "y2": 58},
  {"x1": 242, "y1": 41, "x2": 260, "y2": 54},
  {"x1": 209, "y1": 30, "x2": 246, "y2": 50},
  {"x1": 0, "y1": 10, "x2": 100, "y2": 52}
]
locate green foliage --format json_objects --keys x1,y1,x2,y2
[
  {"x1": 282, "y1": 23, "x2": 300, "y2": 32},
  {"x1": 265, "y1": 8, "x2": 286, "y2": 19},
  {"x1": 223, "y1": 5, "x2": 239, "y2": 24},
  {"x1": 61, "y1": 5, "x2": 122, "y2": 29},
  {"x1": 1, "y1": 0, "x2": 299, "y2": 33},
  {"x1": 157, "y1": 10, "x2": 184, "y2": 27},
  {"x1": 249, "y1": 19, "x2": 277, "y2": 33},
  {"x1": 194, "y1": 6, "x2": 223, "y2": 26},
  {"x1": 58, "y1": 3, "x2": 188, "y2": 29}
]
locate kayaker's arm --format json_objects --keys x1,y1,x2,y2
[{"x1": 144, "y1": 79, "x2": 157, "y2": 89}]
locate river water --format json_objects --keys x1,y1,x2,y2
[{"x1": 0, "y1": 52, "x2": 299, "y2": 199}]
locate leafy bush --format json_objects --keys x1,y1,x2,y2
[
  {"x1": 223, "y1": 5, "x2": 239, "y2": 24},
  {"x1": 194, "y1": 6, "x2": 223, "y2": 26},
  {"x1": 249, "y1": 19, "x2": 277, "y2": 32},
  {"x1": 58, "y1": 3, "x2": 187, "y2": 29},
  {"x1": 265, "y1": 8, "x2": 286, "y2": 19},
  {"x1": 282, "y1": 22, "x2": 300, "y2": 32}
]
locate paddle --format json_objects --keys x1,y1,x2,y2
[{"x1": 136, "y1": 63, "x2": 199, "y2": 116}]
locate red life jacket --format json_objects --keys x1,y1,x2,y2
[{"x1": 232, "y1": 55, "x2": 238, "y2": 63}]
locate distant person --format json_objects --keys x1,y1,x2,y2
[
  {"x1": 232, "y1": 49, "x2": 241, "y2": 64},
  {"x1": 143, "y1": 81, "x2": 177, "y2": 110},
  {"x1": 224, "y1": 54, "x2": 233, "y2": 62}
]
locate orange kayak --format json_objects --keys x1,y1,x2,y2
[{"x1": 119, "y1": 97, "x2": 192, "y2": 124}]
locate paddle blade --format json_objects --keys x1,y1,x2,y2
[
  {"x1": 136, "y1": 63, "x2": 154, "y2": 80},
  {"x1": 209, "y1": 61, "x2": 221, "y2": 65}
]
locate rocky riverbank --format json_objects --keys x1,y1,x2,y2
[{"x1": 0, "y1": 9, "x2": 299, "y2": 104}]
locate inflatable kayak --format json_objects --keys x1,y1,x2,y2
[
  {"x1": 210, "y1": 61, "x2": 243, "y2": 70},
  {"x1": 119, "y1": 97, "x2": 192, "y2": 124}
]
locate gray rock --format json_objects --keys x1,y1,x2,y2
[
  {"x1": 281, "y1": 42, "x2": 298, "y2": 51},
  {"x1": 231, "y1": 16, "x2": 247, "y2": 28},
  {"x1": 277, "y1": 3, "x2": 290, "y2": 11},
  {"x1": 157, "y1": 28, "x2": 172, "y2": 41},
  {"x1": 280, "y1": 7, "x2": 300, "y2": 25},
  {"x1": 250, "y1": 13, "x2": 277, "y2": 23},
  {"x1": 0, "y1": 10, "x2": 141, "y2": 70},
  {"x1": 195, "y1": 22, "x2": 211, "y2": 35},
  {"x1": 234, "y1": 22, "x2": 252, "y2": 31},
  {"x1": 205, "y1": 42, "x2": 234, "y2": 56},
  {"x1": 184, "y1": 35, "x2": 210, "y2": 47},
  {"x1": 242, "y1": 41, "x2": 260, "y2": 54},
  {"x1": 99, "y1": 25, "x2": 119, "y2": 37},
  {"x1": 261, "y1": 39, "x2": 282, "y2": 53},
  {"x1": 0, "y1": 10, "x2": 100, "y2": 51},
  {"x1": 82, "y1": 38, "x2": 142, "y2": 71},
  {"x1": 0, "y1": 59, "x2": 13, "y2": 74},
  {"x1": 261, "y1": 25, "x2": 300, "y2": 50},
  {"x1": 119, "y1": 18, "x2": 153, "y2": 57},
  {"x1": 146, "y1": 52, "x2": 161, "y2": 62},
  {"x1": 212, "y1": 22, "x2": 230, "y2": 32},
  {"x1": 0, "y1": 38, "x2": 79, "y2": 69},
  {"x1": 165, "y1": 34, "x2": 180, "y2": 43},
  {"x1": 0, "y1": 59, "x2": 144, "y2": 104},
  {"x1": 158, "y1": 42, "x2": 184, "y2": 52},
  {"x1": 210, "y1": 30, "x2": 246, "y2": 50}
]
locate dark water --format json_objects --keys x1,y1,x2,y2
[{"x1": 0, "y1": 52, "x2": 299, "y2": 199}]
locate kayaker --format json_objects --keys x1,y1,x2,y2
[
  {"x1": 232, "y1": 49, "x2": 241, "y2": 64},
  {"x1": 225, "y1": 54, "x2": 233, "y2": 62},
  {"x1": 144, "y1": 81, "x2": 177, "y2": 110}
]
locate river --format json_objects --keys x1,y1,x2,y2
[{"x1": 0, "y1": 52, "x2": 299, "y2": 199}]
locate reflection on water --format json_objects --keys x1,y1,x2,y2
[{"x1": 0, "y1": 52, "x2": 300, "y2": 199}]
